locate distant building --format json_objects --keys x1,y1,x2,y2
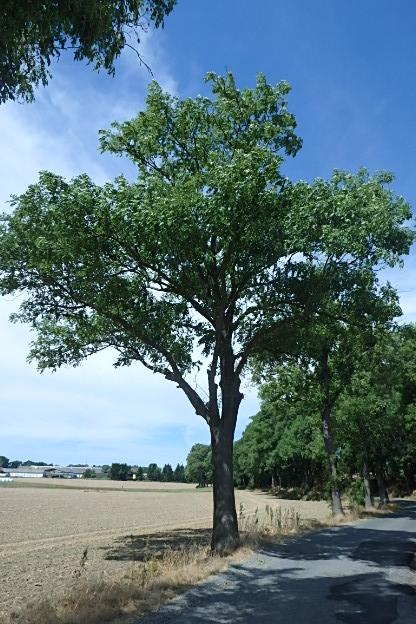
[
  {"x1": 2, "y1": 466, "x2": 86, "y2": 479},
  {"x1": 6, "y1": 467, "x2": 44, "y2": 478},
  {"x1": 43, "y1": 467, "x2": 84, "y2": 479}
]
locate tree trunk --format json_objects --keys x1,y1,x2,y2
[
  {"x1": 320, "y1": 349, "x2": 344, "y2": 516},
  {"x1": 375, "y1": 460, "x2": 389, "y2": 505},
  {"x1": 271, "y1": 473, "x2": 276, "y2": 489},
  {"x1": 362, "y1": 457, "x2": 374, "y2": 510},
  {"x1": 210, "y1": 420, "x2": 239, "y2": 554}
]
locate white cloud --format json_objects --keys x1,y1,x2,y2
[{"x1": 0, "y1": 33, "x2": 221, "y2": 466}]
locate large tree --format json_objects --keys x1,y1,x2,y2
[
  {"x1": 0, "y1": 73, "x2": 411, "y2": 551},
  {"x1": 0, "y1": 0, "x2": 176, "y2": 103}
]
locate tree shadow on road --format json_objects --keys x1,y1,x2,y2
[
  {"x1": 135, "y1": 500, "x2": 416, "y2": 624},
  {"x1": 259, "y1": 500, "x2": 416, "y2": 568}
]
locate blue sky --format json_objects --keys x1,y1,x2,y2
[{"x1": 1, "y1": 0, "x2": 416, "y2": 466}]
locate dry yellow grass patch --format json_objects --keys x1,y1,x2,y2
[{"x1": 3, "y1": 544, "x2": 250, "y2": 624}]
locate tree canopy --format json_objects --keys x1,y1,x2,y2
[
  {"x1": 239, "y1": 321, "x2": 416, "y2": 509},
  {"x1": 0, "y1": 71, "x2": 412, "y2": 550},
  {"x1": 185, "y1": 443, "x2": 212, "y2": 487},
  {"x1": 0, "y1": 0, "x2": 177, "y2": 103}
]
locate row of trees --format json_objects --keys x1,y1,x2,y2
[
  {"x1": 0, "y1": 72, "x2": 413, "y2": 551},
  {"x1": 235, "y1": 323, "x2": 416, "y2": 513},
  {"x1": 0, "y1": 457, "x2": 50, "y2": 468},
  {"x1": 107, "y1": 462, "x2": 186, "y2": 481}
]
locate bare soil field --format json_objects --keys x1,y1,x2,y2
[{"x1": 0, "y1": 479, "x2": 331, "y2": 617}]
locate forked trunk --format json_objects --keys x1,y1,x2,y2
[
  {"x1": 210, "y1": 422, "x2": 239, "y2": 554},
  {"x1": 362, "y1": 458, "x2": 374, "y2": 510}
]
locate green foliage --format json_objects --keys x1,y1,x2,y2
[
  {"x1": 185, "y1": 444, "x2": 212, "y2": 487},
  {"x1": 235, "y1": 363, "x2": 326, "y2": 492},
  {"x1": 136, "y1": 466, "x2": 144, "y2": 480},
  {"x1": 0, "y1": 0, "x2": 177, "y2": 103},
  {"x1": 162, "y1": 463, "x2": 174, "y2": 481},
  {"x1": 83, "y1": 468, "x2": 97, "y2": 478},
  {"x1": 101, "y1": 464, "x2": 110, "y2": 474},
  {"x1": 0, "y1": 456, "x2": 9, "y2": 468},
  {"x1": 247, "y1": 323, "x2": 416, "y2": 502},
  {"x1": 347, "y1": 476, "x2": 365, "y2": 509},
  {"x1": 147, "y1": 463, "x2": 162, "y2": 481},
  {"x1": 0, "y1": 71, "x2": 412, "y2": 542},
  {"x1": 173, "y1": 463, "x2": 186, "y2": 482},
  {"x1": 109, "y1": 462, "x2": 131, "y2": 480}
]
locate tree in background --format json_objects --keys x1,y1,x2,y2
[
  {"x1": 185, "y1": 444, "x2": 212, "y2": 487},
  {"x1": 109, "y1": 462, "x2": 131, "y2": 480},
  {"x1": 83, "y1": 468, "x2": 97, "y2": 478},
  {"x1": 9, "y1": 460, "x2": 22, "y2": 469},
  {"x1": 245, "y1": 319, "x2": 416, "y2": 511},
  {"x1": 0, "y1": 0, "x2": 177, "y2": 103},
  {"x1": 0, "y1": 73, "x2": 411, "y2": 551},
  {"x1": 0, "y1": 456, "x2": 9, "y2": 468},
  {"x1": 162, "y1": 463, "x2": 174, "y2": 481},
  {"x1": 174, "y1": 463, "x2": 186, "y2": 482},
  {"x1": 147, "y1": 463, "x2": 162, "y2": 481},
  {"x1": 235, "y1": 364, "x2": 325, "y2": 494},
  {"x1": 336, "y1": 324, "x2": 416, "y2": 506},
  {"x1": 136, "y1": 466, "x2": 145, "y2": 480}
]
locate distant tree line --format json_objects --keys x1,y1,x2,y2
[
  {"x1": 107, "y1": 462, "x2": 187, "y2": 482},
  {"x1": 0, "y1": 458, "x2": 50, "y2": 468}
]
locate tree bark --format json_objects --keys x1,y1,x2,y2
[
  {"x1": 210, "y1": 419, "x2": 239, "y2": 554},
  {"x1": 375, "y1": 460, "x2": 389, "y2": 505},
  {"x1": 320, "y1": 349, "x2": 344, "y2": 516},
  {"x1": 362, "y1": 457, "x2": 374, "y2": 510}
]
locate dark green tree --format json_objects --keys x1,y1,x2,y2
[
  {"x1": 162, "y1": 463, "x2": 174, "y2": 481},
  {"x1": 235, "y1": 364, "x2": 325, "y2": 494},
  {"x1": 147, "y1": 463, "x2": 162, "y2": 481},
  {"x1": 173, "y1": 463, "x2": 186, "y2": 482},
  {"x1": 0, "y1": 456, "x2": 9, "y2": 468},
  {"x1": 185, "y1": 443, "x2": 212, "y2": 487},
  {"x1": 0, "y1": 0, "x2": 177, "y2": 103},
  {"x1": 109, "y1": 462, "x2": 131, "y2": 480},
  {"x1": 83, "y1": 468, "x2": 97, "y2": 478},
  {"x1": 9, "y1": 460, "x2": 22, "y2": 469},
  {"x1": 0, "y1": 73, "x2": 411, "y2": 550},
  {"x1": 136, "y1": 466, "x2": 144, "y2": 480}
]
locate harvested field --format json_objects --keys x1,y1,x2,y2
[{"x1": 0, "y1": 479, "x2": 331, "y2": 617}]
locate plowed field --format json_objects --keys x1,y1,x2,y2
[{"x1": 0, "y1": 479, "x2": 330, "y2": 615}]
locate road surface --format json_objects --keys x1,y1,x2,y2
[{"x1": 139, "y1": 500, "x2": 416, "y2": 623}]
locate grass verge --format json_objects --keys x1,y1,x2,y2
[{"x1": 2, "y1": 542, "x2": 250, "y2": 624}]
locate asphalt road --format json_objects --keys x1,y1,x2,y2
[{"x1": 139, "y1": 500, "x2": 416, "y2": 623}]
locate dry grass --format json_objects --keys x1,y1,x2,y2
[
  {"x1": 3, "y1": 543, "x2": 250, "y2": 624},
  {"x1": 238, "y1": 502, "x2": 301, "y2": 540},
  {"x1": 237, "y1": 500, "x2": 399, "y2": 543},
  {"x1": 3, "y1": 502, "x2": 308, "y2": 624}
]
